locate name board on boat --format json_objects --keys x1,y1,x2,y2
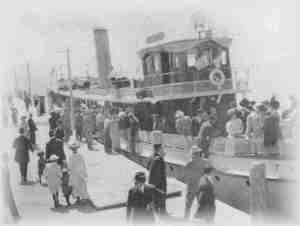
[{"x1": 146, "y1": 32, "x2": 165, "y2": 44}]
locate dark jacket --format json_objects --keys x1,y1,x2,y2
[
  {"x1": 55, "y1": 127, "x2": 65, "y2": 140},
  {"x1": 264, "y1": 112, "x2": 281, "y2": 147},
  {"x1": 49, "y1": 117, "x2": 57, "y2": 131},
  {"x1": 143, "y1": 115, "x2": 153, "y2": 132},
  {"x1": 191, "y1": 117, "x2": 200, "y2": 137},
  {"x1": 147, "y1": 154, "x2": 167, "y2": 192},
  {"x1": 45, "y1": 138, "x2": 66, "y2": 161},
  {"x1": 126, "y1": 184, "x2": 156, "y2": 224},
  {"x1": 28, "y1": 118, "x2": 37, "y2": 132},
  {"x1": 13, "y1": 135, "x2": 33, "y2": 163}
]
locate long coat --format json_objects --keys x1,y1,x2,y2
[
  {"x1": 45, "y1": 138, "x2": 66, "y2": 163},
  {"x1": 147, "y1": 154, "x2": 166, "y2": 192},
  {"x1": 44, "y1": 162, "x2": 62, "y2": 194},
  {"x1": 28, "y1": 118, "x2": 37, "y2": 145},
  {"x1": 68, "y1": 153, "x2": 89, "y2": 199},
  {"x1": 127, "y1": 184, "x2": 156, "y2": 224},
  {"x1": 194, "y1": 176, "x2": 216, "y2": 222},
  {"x1": 13, "y1": 135, "x2": 33, "y2": 164},
  {"x1": 184, "y1": 157, "x2": 211, "y2": 218}
]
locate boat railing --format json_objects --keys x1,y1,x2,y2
[{"x1": 142, "y1": 66, "x2": 232, "y2": 87}]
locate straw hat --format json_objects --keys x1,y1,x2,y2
[
  {"x1": 191, "y1": 145, "x2": 203, "y2": 155},
  {"x1": 152, "y1": 130, "x2": 163, "y2": 145},
  {"x1": 68, "y1": 140, "x2": 80, "y2": 149},
  {"x1": 49, "y1": 155, "x2": 59, "y2": 161},
  {"x1": 175, "y1": 110, "x2": 184, "y2": 118}
]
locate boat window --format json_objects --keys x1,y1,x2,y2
[
  {"x1": 213, "y1": 48, "x2": 227, "y2": 67},
  {"x1": 145, "y1": 55, "x2": 155, "y2": 74},
  {"x1": 195, "y1": 49, "x2": 210, "y2": 70},
  {"x1": 187, "y1": 53, "x2": 196, "y2": 67},
  {"x1": 153, "y1": 53, "x2": 161, "y2": 72}
]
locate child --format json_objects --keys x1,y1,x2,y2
[
  {"x1": 37, "y1": 150, "x2": 46, "y2": 185},
  {"x1": 44, "y1": 155, "x2": 62, "y2": 208},
  {"x1": 61, "y1": 168, "x2": 72, "y2": 206}
]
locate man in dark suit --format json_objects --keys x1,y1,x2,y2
[
  {"x1": 28, "y1": 113, "x2": 37, "y2": 146},
  {"x1": 13, "y1": 128, "x2": 34, "y2": 184},
  {"x1": 147, "y1": 130, "x2": 167, "y2": 216},
  {"x1": 126, "y1": 172, "x2": 157, "y2": 225},
  {"x1": 45, "y1": 130, "x2": 66, "y2": 167}
]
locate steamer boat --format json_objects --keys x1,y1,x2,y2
[{"x1": 49, "y1": 26, "x2": 298, "y2": 222}]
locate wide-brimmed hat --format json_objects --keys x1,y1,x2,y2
[
  {"x1": 191, "y1": 145, "x2": 203, "y2": 155},
  {"x1": 49, "y1": 155, "x2": 59, "y2": 161},
  {"x1": 254, "y1": 103, "x2": 268, "y2": 112},
  {"x1": 152, "y1": 130, "x2": 163, "y2": 145},
  {"x1": 227, "y1": 108, "x2": 237, "y2": 117},
  {"x1": 68, "y1": 141, "x2": 80, "y2": 149},
  {"x1": 175, "y1": 110, "x2": 184, "y2": 118}
]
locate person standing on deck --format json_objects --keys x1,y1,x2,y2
[
  {"x1": 264, "y1": 100, "x2": 282, "y2": 155},
  {"x1": 153, "y1": 114, "x2": 164, "y2": 132},
  {"x1": 109, "y1": 108, "x2": 121, "y2": 153},
  {"x1": 194, "y1": 166, "x2": 216, "y2": 223},
  {"x1": 246, "y1": 103, "x2": 267, "y2": 155},
  {"x1": 175, "y1": 111, "x2": 192, "y2": 152},
  {"x1": 103, "y1": 112, "x2": 112, "y2": 154},
  {"x1": 184, "y1": 146, "x2": 211, "y2": 219},
  {"x1": 12, "y1": 128, "x2": 34, "y2": 184},
  {"x1": 27, "y1": 113, "x2": 37, "y2": 146},
  {"x1": 128, "y1": 112, "x2": 141, "y2": 154},
  {"x1": 224, "y1": 108, "x2": 243, "y2": 156},
  {"x1": 147, "y1": 130, "x2": 168, "y2": 216},
  {"x1": 143, "y1": 113, "x2": 153, "y2": 143},
  {"x1": 199, "y1": 116, "x2": 217, "y2": 158}
]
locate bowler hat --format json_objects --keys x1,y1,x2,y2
[{"x1": 134, "y1": 172, "x2": 146, "y2": 182}]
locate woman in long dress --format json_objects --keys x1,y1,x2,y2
[
  {"x1": 68, "y1": 141, "x2": 90, "y2": 203},
  {"x1": 224, "y1": 108, "x2": 243, "y2": 156}
]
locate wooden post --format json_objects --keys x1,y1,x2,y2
[{"x1": 249, "y1": 162, "x2": 268, "y2": 222}]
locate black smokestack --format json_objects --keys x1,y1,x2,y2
[{"x1": 93, "y1": 28, "x2": 113, "y2": 89}]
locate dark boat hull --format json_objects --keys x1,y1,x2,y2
[{"x1": 115, "y1": 148, "x2": 298, "y2": 222}]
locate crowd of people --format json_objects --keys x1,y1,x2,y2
[{"x1": 6, "y1": 93, "x2": 298, "y2": 224}]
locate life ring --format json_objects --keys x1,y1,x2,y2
[{"x1": 209, "y1": 69, "x2": 226, "y2": 87}]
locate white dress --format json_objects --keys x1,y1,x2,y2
[
  {"x1": 224, "y1": 118, "x2": 243, "y2": 156},
  {"x1": 44, "y1": 162, "x2": 62, "y2": 194},
  {"x1": 68, "y1": 153, "x2": 89, "y2": 199}
]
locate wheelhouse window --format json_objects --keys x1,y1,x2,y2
[
  {"x1": 195, "y1": 49, "x2": 210, "y2": 70},
  {"x1": 212, "y1": 47, "x2": 228, "y2": 67}
]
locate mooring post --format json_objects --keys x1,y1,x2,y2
[{"x1": 249, "y1": 162, "x2": 268, "y2": 222}]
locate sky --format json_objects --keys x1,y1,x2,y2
[{"x1": 0, "y1": 0, "x2": 297, "y2": 107}]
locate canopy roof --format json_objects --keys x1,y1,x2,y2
[{"x1": 137, "y1": 37, "x2": 232, "y2": 58}]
